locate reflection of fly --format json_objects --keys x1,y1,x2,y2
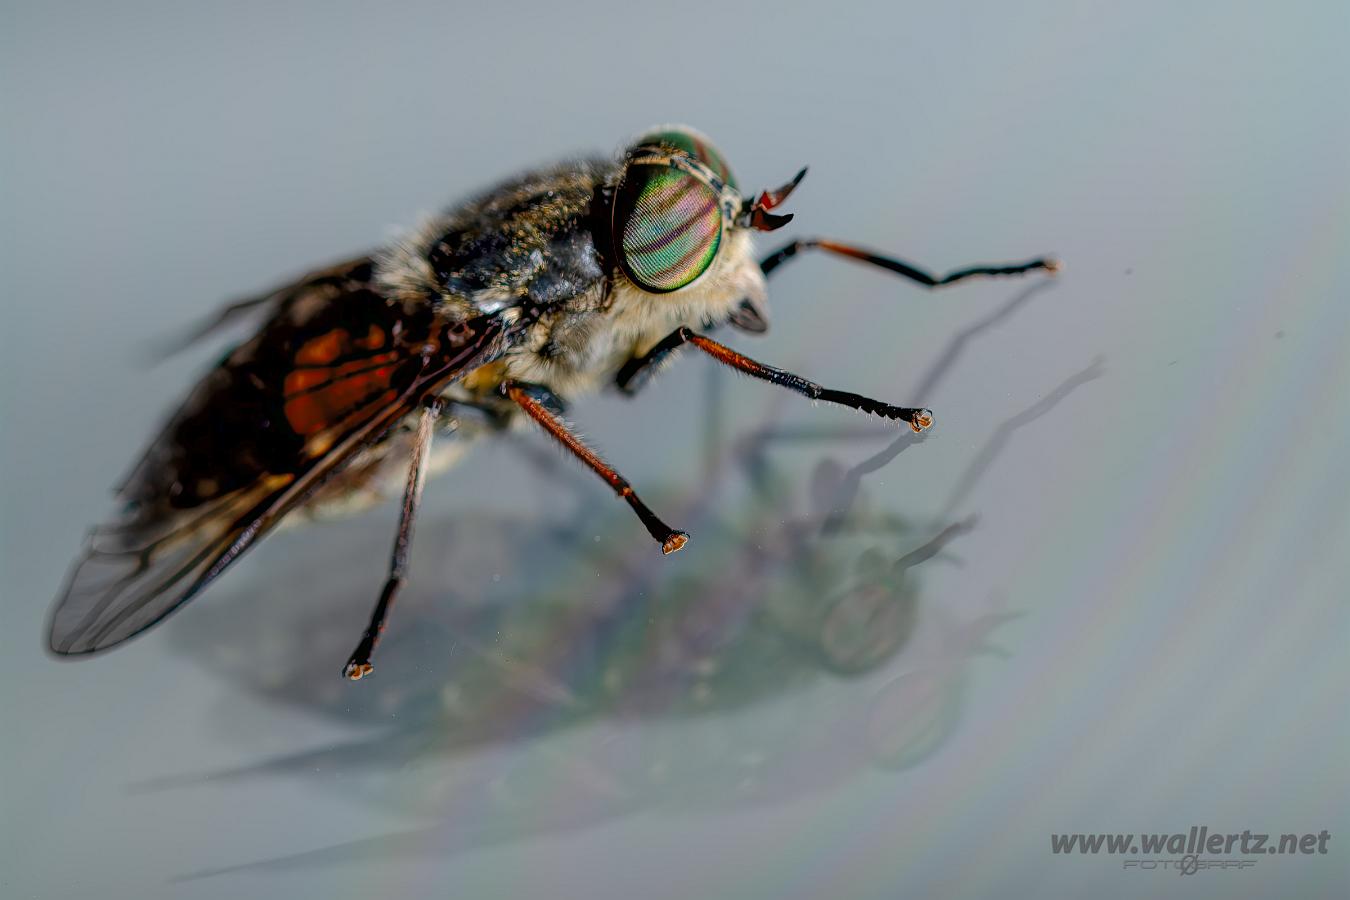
[{"x1": 46, "y1": 126, "x2": 1059, "y2": 679}]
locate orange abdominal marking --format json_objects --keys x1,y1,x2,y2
[
  {"x1": 295, "y1": 330, "x2": 344, "y2": 365},
  {"x1": 283, "y1": 329, "x2": 400, "y2": 436},
  {"x1": 355, "y1": 324, "x2": 386, "y2": 350}
]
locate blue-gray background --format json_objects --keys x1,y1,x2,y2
[{"x1": 3, "y1": 1, "x2": 1347, "y2": 897}]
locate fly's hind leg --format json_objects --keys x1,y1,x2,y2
[
  {"x1": 343, "y1": 397, "x2": 443, "y2": 680},
  {"x1": 504, "y1": 381, "x2": 688, "y2": 555}
]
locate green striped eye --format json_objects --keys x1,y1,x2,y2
[
  {"x1": 614, "y1": 163, "x2": 723, "y2": 293},
  {"x1": 634, "y1": 128, "x2": 738, "y2": 192}
]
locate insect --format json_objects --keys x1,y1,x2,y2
[{"x1": 46, "y1": 125, "x2": 1059, "y2": 680}]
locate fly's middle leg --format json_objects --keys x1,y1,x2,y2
[{"x1": 504, "y1": 381, "x2": 688, "y2": 555}]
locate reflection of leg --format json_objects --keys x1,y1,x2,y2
[
  {"x1": 701, "y1": 365, "x2": 724, "y2": 485},
  {"x1": 941, "y1": 358, "x2": 1105, "y2": 517},
  {"x1": 892, "y1": 518, "x2": 977, "y2": 572},
  {"x1": 911, "y1": 282, "x2": 1052, "y2": 399},
  {"x1": 733, "y1": 424, "x2": 887, "y2": 506},
  {"x1": 343, "y1": 399, "x2": 443, "y2": 680},
  {"x1": 505, "y1": 382, "x2": 688, "y2": 555},
  {"x1": 823, "y1": 282, "x2": 1057, "y2": 527},
  {"x1": 820, "y1": 432, "x2": 927, "y2": 533}
]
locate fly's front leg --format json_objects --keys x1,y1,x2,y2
[
  {"x1": 343, "y1": 397, "x2": 443, "y2": 680},
  {"x1": 504, "y1": 381, "x2": 688, "y2": 555},
  {"x1": 623, "y1": 327, "x2": 935, "y2": 432},
  {"x1": 759, "y1": 238, "x2": 1060, "y2": 286},
  {"x1": 615, "y1": 338, "x2": 687, "y2": 396}
]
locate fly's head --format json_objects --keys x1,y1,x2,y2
[{"x1": 607, "y1": 126, "x2": 807, "y2": 334}]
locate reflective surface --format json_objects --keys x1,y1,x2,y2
[{"x1": 3, "y1": 2, "x2": 1347, "y2": 897}]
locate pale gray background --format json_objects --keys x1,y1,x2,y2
[{"x1": 3, "y1": 1, "x2": 1347, "y2": 898}]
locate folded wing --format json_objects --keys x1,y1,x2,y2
[{"x1": 49, "y1": 280, "x2": 504, "y2": 654}]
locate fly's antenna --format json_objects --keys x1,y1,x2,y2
[{"x1": 738, "y1": 167, "x2": 808, "y2": 232}]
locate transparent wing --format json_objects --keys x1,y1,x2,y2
[
  {"x1": 49, "y1": 310, "x2": 505, "y2": 655},
  {"x1": 49, "y1": 479, "x2": 289, "y2": 653},
  {"x1": 147, "y1": 255, "x2": 376, "y2": 361}
]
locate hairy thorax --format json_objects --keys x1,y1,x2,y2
[{"x1": 293, "y1": 168, "x2": 766, "y2": 521}]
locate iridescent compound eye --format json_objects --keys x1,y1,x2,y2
[
  {"x1": 633, "y1": 127, "x2": 738, "y2": 192},
  {"x1": 614, "y1": 162, "x2": 723, "y2": 293}
]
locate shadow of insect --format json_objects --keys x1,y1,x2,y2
[{"x1": 152, "y1": 282, "x2": 1103, "y2": 878}]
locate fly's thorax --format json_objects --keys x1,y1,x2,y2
[
  {"x1": 373, "y1": 139, "x2": 770, "y2": 402},
  {"x1": 374, "y1": 158, "x2": 616, "y2": 317}
]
